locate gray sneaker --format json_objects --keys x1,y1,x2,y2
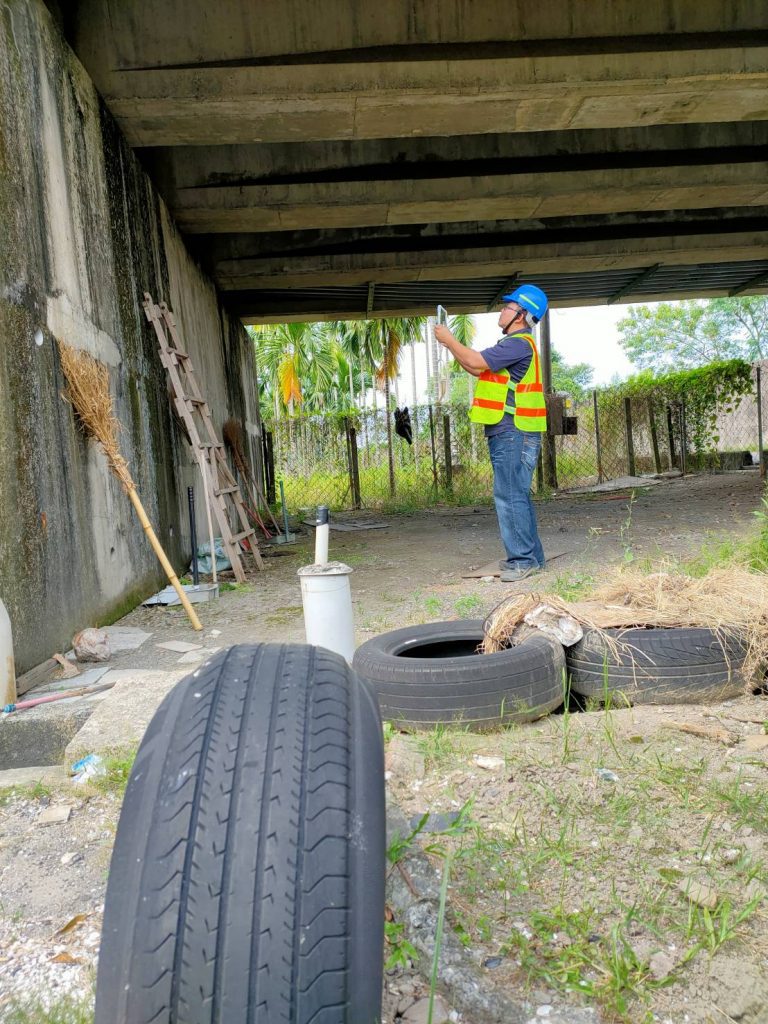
[{"x1": 500, "y1": 565, "x2": 540, "y2": 583}]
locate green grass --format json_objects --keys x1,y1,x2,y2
[
  {"x1": 91, "y1": 747, "x2": 138, "y2": 796},
  {"x1": 1, "y1": 995, "x2": 94, "y2": 1024},
  {"x1": 0, "y1": 780, "x2": 53, "y2": 806},
  {"x1": 454, "y1": 594, "x2": 484, "y2": 617}
]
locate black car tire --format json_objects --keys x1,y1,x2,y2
[
  {"x1": 353, "y1": 619, "x2": 565, "y2": 730},
  {"x1": 95, "y1": 643, "x2": 385, "y2": 1024},
  {"x1": 567, "y1": 626, "x2": 748, "y2": 705}
]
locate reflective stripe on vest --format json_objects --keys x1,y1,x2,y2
[{"x1": 469, "y1": 334, "x2": 547, "y2": 432}]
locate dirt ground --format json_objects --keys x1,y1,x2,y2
[{"x1": 1, "y1": 469, "x2": 766, "y2": 1023}]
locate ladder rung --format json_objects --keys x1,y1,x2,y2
[
  {"x1": 171, "y1": 349, "x2": 190, "y2": 360},
  {"x1": 200, "y1": 442, "x2": 224, "y2": 449},
  {"x1": 216, "y1": 486, "x2": 238, "y2": 495},
  {"x1": 232, "y1": 530, "x2": 253, "y2": 543},
  {"x1": 184, "y1": 397, "x2": 205, "y2": 406}
]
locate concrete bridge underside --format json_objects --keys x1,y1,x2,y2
[{"x1": 58, "y1": 1, "x2": 768, "y2": 321}]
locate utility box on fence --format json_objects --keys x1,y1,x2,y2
[{"x1": 545, "y1": 393, "x2": 578, "y2": 435}]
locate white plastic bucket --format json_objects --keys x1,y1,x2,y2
[{"x1": 297, "y1": 562, "x2": 355, "y2": 664}]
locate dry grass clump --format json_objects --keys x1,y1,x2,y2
[
  {"x1": 59, "y1": 343, "x2": 132, "y2": 490},
  {"x1": 482, "y1": 564, "x2": 768, "y2": 686}
]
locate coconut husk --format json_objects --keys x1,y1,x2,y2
[{"x1": 482, "y1": 564, "x2": 768, "y2": 687}]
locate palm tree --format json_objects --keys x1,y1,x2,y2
[{"x1": 373, "y1": 317, "x2": 425, "y2": 496}]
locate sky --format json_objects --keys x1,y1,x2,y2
[{"x1": 394, "y1": 303, "x2": 640, "y2": 406}]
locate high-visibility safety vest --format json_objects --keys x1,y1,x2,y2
[{"x1": 469, "y1": 334, "x2": 547, "y2": 432}]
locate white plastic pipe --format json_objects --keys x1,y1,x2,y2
[
  {"x1": 297, "y1": 562, "x2": 355, "y2": 664},
  {"x1": 315, "y1": 505, "x2": 329, "y2": 565},
  {"x1": 0, "y1": 598, "x2": 17, "y2": 707}
]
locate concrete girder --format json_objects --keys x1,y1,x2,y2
[
  {"x1": 171, "y1": 162, "x2": 768, "y2": 233},
  {"x1": 140, "y1": 121, "x2": 768, "y2": 191},
  {"x1": 214, "y1": 231, "x2": 768, "y2": 291},
  {"x1": 95, "y1": 49, "x2": 768, "y2": 146},
  {"x1": 66, "y1": 2, "x2": 768, "y2": 70}
]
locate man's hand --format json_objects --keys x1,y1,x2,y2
[{"x1": 434, "y1": 324, "x2": 454, "y2": 347}]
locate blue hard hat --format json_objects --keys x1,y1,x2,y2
[{"x1": 502, "y1": 284, "x2": 548, "y2": 322}]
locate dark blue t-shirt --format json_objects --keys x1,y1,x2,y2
[{"x1": 479, "y1": 331, "x2": 534, "y2": 436}]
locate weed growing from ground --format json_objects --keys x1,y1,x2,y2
[{"x1": 1, "y1": 994, "x2": 94, "y2": 1024}]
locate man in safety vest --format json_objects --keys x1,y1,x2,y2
[{"x1": 434, "y1": 285, "x2": 548, "y2": 582}]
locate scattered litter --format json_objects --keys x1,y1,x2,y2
[
  {"x1": 38, "y1": 805, "x2": 73, "y2": 826},
  {"x1": 523, "y1": 603, "x2": 583, "y2": 646},
  {"x1": 481, "y1": 576, "x2": 495, "y2": 583},
  {"x1": 144, "y1": 583, "x2": 219, "y2": 606},
  {"x1": 666, "y1": 721, "x2": 739, "y2": 746},
  {"x1": 483, "y1": 956, "x2": 504, "y2": 969},
  {"x1": 595, "y1": 768, "x2": 620, "y2": 783},
  {"x1": 49, "y1": 951, "x2": 83, "y2": 965},
  {"x1": 194, "y1": 539, "x2": 231, "y2": 574},
  {"x1": 53, "y1": 913, "x2": 89, "y2": 939},
  {"x1": 473, "y1": 755, "x2": 505, "y2": 770},
  {"x1": 71, "y1": 754, "x2": 106, "y2": 785},
  {"x1": 60, "y1": 852, "x2": 84, "y2": 866},
  {"x1": 72, "y1": 628, "x2": 111, "y2": 663},
  {"x1": 156, "y1": 640, "x2": 203, "y2": 653},
  {"x1": 52, "y1": 653, "x2": 80, "y2": 679},
  {"x1": 208, "y1": 629, "x2": 222, "y2": 637},
  {"x1": 408, "y1": 811, "x2": 461, "y2": 833},
  {"x1": 721, "y1": 848, "x2": 742, "y2": 865}
]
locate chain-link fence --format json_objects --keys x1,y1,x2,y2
[{"x1": 260, "y1": 366, "x2": 766, "y2": 518}]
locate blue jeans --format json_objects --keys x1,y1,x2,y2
[{"x1": 487, "y1": 428, "x2": 544, "y2": 570}]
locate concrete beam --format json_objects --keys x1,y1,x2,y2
[
  {"x1": 172, "y1": 162, "x2": 768, "y2": 233},
  {"x1": 214, "y1": 231, "x2": 768, "y2": 290},
  {"x1": 89, "y1": 48, "x2": 768, "y2": 146}
]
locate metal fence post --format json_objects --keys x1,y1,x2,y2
[
  {"x1": 757, "y1": 366, "x2": 765, "y2": 479},
  {"x1": 679, "y1": 401, "x2": 688, "y2": 476},
  {"x1": 666, "y1": 405, "x2": 677, "y2": 470},
  {"x1": 593, "y1": 390, "x2": 604, "y2": 483},
  {"x1": 540, "y1": 312, "x2": 558, "y2": 489},
  {"x1": 443, "y1": 412, "x2": 453, "y2": 492},
  {"x1": 428, "y1": 404, "x2": 439, "y2": 491},
  {"x1": 262, "y1": 429, "x2": 275, "y2": 505},
  {"x1": 647, "y1": 399, "x2": 662, "y2": 474},
  {"x1": 623, "y1": 397, "x2": 636, "y2": 477},
  {"x1": 344, "y1": 417, "x2": 362, "y2": 509}
]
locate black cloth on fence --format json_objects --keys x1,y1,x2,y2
[{"x1": 394, "y1": 406, "x2": 413, "y2": 445}]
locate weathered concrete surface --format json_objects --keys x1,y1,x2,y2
[
  {"x1": 0, "y1": 2, "x2": 260, "y2": 672},
  {"x1": 0, "y1": 702, "x2": 93, "y2": 769},
  {"x1": 53, "y1": 0, "x2": 768, "y2": 318},
  {"x1": 0, "y1": 764, "x2": 71, "y2": 789},
  {"x1": 63, "y1": 668, "x2": 187, "y2": 761}
]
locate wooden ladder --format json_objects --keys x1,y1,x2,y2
[{"x1": 143, "y1": 293, "x2": 263, "y2": 581}]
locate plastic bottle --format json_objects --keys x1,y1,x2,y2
[{"x1": 0, "y1": 599, "x2": 17, "y2": 707}]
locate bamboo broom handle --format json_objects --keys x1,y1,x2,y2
[{"x1": 126, "y1": 485, "x2": 203, "y2": 631}]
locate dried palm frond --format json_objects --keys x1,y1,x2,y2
[{"x1": 481, "y1": 563, "x2": 768, "y2": 688}]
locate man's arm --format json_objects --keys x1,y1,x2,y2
[{"x1": 434, "y1": 325, "x2": 489, "y2": 377}]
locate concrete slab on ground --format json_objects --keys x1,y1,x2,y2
[
  {"x1": 0, "y1": 764, "x2": 71, "y2": 789},
  {"x1": 64, "y1": 669, "x2": 188, "y2": 761}
]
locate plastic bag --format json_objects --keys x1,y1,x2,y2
[
  {"x1": 71, "y1": 754, "x2": 106, "y2": 785},
  {"x1": 193, "y1": 539, "x2": 231, "y2": 574}
]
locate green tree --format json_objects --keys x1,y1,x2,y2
[
  {"x1": 550, "y1": 348, "x2": 594, "y2": 399},
  {"x1": 617, "y1": 297, "x2": 768, "y2": 371}
]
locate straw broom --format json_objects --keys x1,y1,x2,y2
[{"x1": 59, "y1": 343, "x2": 203, "y2": 631}]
